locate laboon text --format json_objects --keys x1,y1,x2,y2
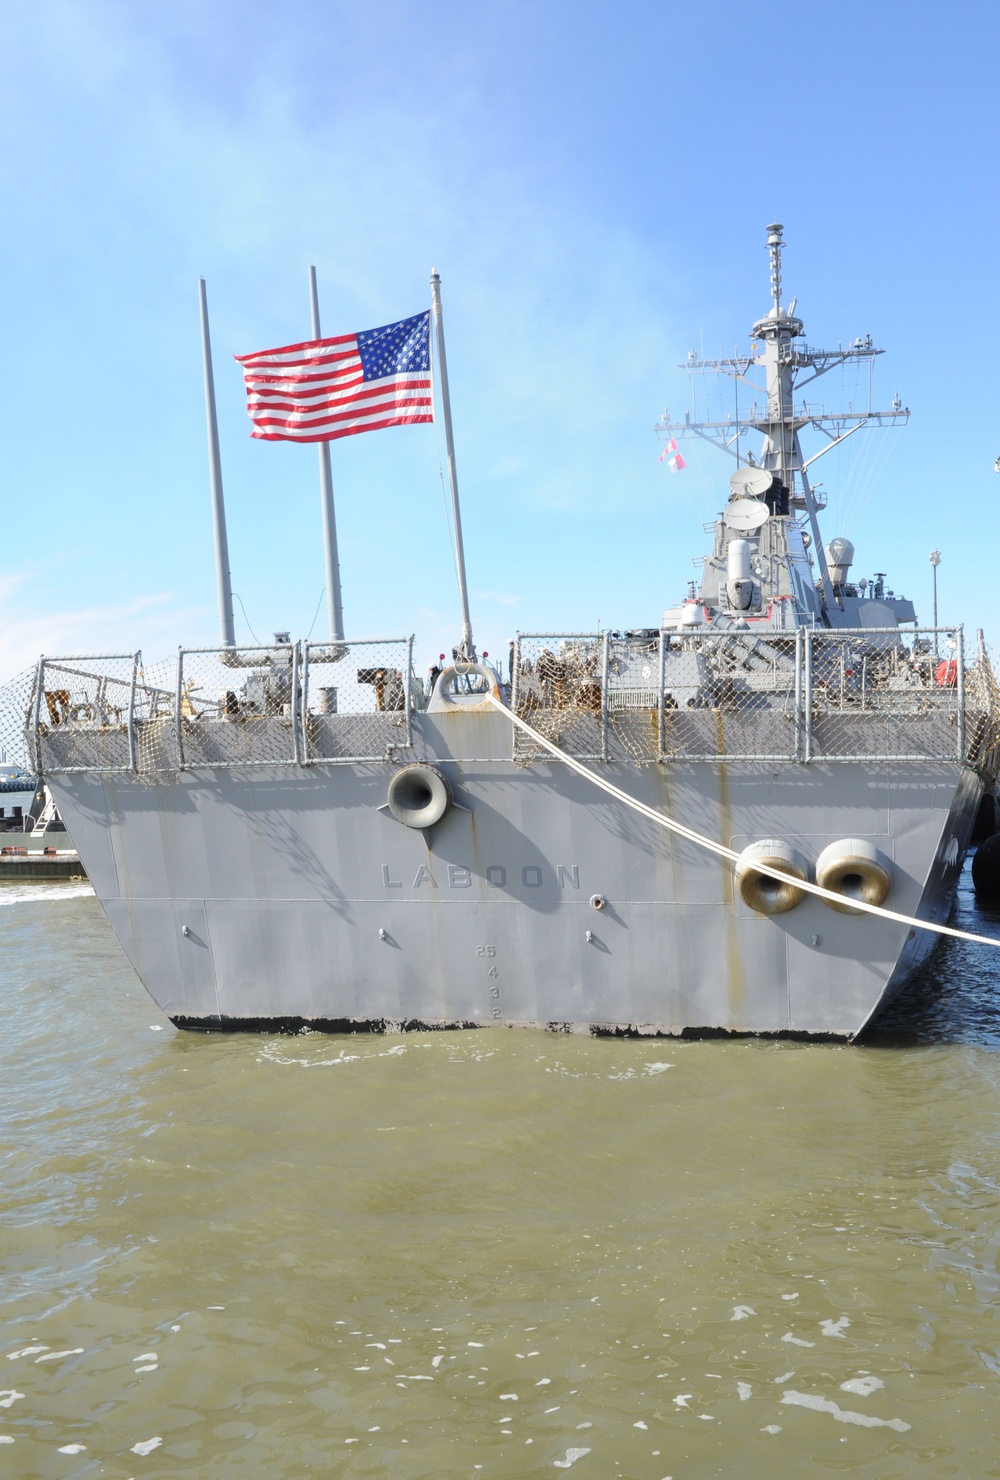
[{"x1": 381, "y1": 863, "x2": 581, "y2": 890}]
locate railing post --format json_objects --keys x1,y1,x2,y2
[
  {"x1": 404, "y1": 635, "x2": 414, "y2": 747},
  {"x1": 300, "y1": 642, "x2": 311, "y2": 761},
  {"x1": 175, "y1": 648, "x2": 186, "y2": 770},
  {"x1": 956, "y1": 625, "x2": 966, "y2": 763},
  {"x1": 600, "y1": 631, "x2": 610, "y2": 762},
  {"x1": 127, "y1": 653, "x2": 139, "y2": 773},
  {"x1": 290, "y1": 642, "x2": 302, "y2": 765},
  {"x1": 30, "y1": 658, "x2": 45, "y2": 777},
  {"x1": 511, "y1": 634, "x2": 522, "y2": 713},
  {"x1": 803, "y1": 628, "x2": 813, "y2": 763},
  {"x1": 794, "y1": 628, "x2": 803, "y2": 762},
  {"x1": 658, "y1": 631, "x2": 667, "y2": 762}
]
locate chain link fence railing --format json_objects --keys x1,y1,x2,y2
[
  {"x1": 512, "y1": 627, "x2": 997, "y2": 772},
  {"x1": 805, "y1": 629, "x2": 963, "y2": 762},
  {"x1": 302, "y1": 639, "x2": 413, "y2": 763},
  {"x1": 23, "y1": 639, "x2": 417, "y2": 777},
  {"x1": 31, "y1": 655, "x2": 137, "y2": 773},
  {"x1": 0, "y1": 666, "x2": 41, "y2": 774},
  {"x1": 510, "y1": 635, "x2": 606, "y2": 761},
  {"x1": 964, "y1": 634, "x2": 1000, "y2": 777},
  {"x1": 13, "y1": 625, "x2": 1000, "y2": 779}
]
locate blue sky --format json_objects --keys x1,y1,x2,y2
[{"x1": 1, "y1": 0, "x2": 998, "y2": 679}]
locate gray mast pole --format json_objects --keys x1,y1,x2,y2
[
  {"x1": 308, "y1": 265, "x2": 345, "y2": 643},
  {"x1": 430, "y1": 268, "x2": 475, "y2": 661},
  {"x1": 198, "y1": 278, "x2": 236, "y2": 647}
]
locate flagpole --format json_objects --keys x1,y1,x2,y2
[
  {"x1": 198, "y1": 278, "x2": 236, "y2": 647},
  {"x1": 308, "y1": 265, "x2": 345, "y2": 643},
  {"x1": 430, "y1": 268, "x2": 475, "y2": 661}
]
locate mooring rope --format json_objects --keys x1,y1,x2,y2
[{"x1": 487, "y1": 695, "x2": 1000, "y2": 950}]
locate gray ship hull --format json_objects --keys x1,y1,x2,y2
[{"x1": 45, "y1": 709, "x2": 982, "y2": 1039}]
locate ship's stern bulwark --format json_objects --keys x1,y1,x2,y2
[{"x1": 47, "y1": 715, "x2": 980, "y2": 1038}]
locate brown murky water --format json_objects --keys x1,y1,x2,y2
[{"x1": 3, "y1": 869, "x2": 1000, "y2": 1477}]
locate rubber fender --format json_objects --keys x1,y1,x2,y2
[
  {"x1": 972, "y1": 832, "x2": 1000, "y2": 898},
  {"x1": 735, "y1": 839, "x2": 808, "y2": 915},
  {"x1": 815, "y1": 838, "x2": 891, "y2": 915},
  {"x1": 386, "y1": 764, "x2": 453, "y2": 830}
]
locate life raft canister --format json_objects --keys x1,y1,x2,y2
[
  {"x1": 734, "y1": 839, "x2": 808, "y2": 915},
  {"x1": 815, "y1": 838, "x2": 892, "y2": 915},
  {"x1": 935, "y1": 659, "x2": 958, "y2": 687},
  {"x1": 386, "y1": 763, "x2": 453, "y2": 829}
]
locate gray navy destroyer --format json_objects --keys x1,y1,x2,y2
[{"x1": 16, "y1": 225, "x2": 1000, "y2": 1036}]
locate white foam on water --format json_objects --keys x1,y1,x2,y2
[
  {"x1": 544, "y1": 1406, "x2": 560, "y2": 1413},
  {"x1": 781, "y1": 1390, "x2": 909, "y2": 1430},
  {"x1": 0, "y1": 1436, "x2": 13, "y2": 1444},
  {"x1": 553, "y1": 1448, "x2": 591, "y2": 1468},
  {"x1": 58, "y1": 1444, "x2": 86, "y2": 1454},
  {"x1": 499, "y1": 1393, "x2": 518, "y2": 1401},
  {"x1": 841, "y1": 1375, "x2": 884, "y2": 1396},
  {"x1": 431, "y1": 1355, "x2": 443, "y2": 1368},
  {"x1": 782, "y1": 1334, "x2": 815, "y2": 1348},
  {"x1": 820, "y1": 1317, "x2": 850, "y2": 1338},
  {"x1": 131, "y1": 1437, "x2": 163, "y2": 1455},
  {"x1": 536, "y1": 1377, "x2": 551, "y2": 1385},
  {"x1": 366, "y1": 1342, "x2": 386, "y2": 1349},
  {"x1": 575, "y1": 1422, "x2": 591, "y2": 1429},
  {"x1": 0, "y1": 882, "x2": 93, "y2": 907},
  {"x1": 134, "y1": 1354, "x2": 156, "y2": 1363},
  {"x1": 7, "y1": 1346, "x2": 48, "y2": 1359},
  {"x1": 468, "y1": 1341, "x2": 484, "y2": 1347},
  {"x1": 405, "y1": 1375, "x2": 433, "y2": 1380},
  {"x1": 0, "y1": 1392, "x2": 23, "y2": 1408},
  {"x1": 135, "y1": 1364, "x2": 157, "y2": 1373},
  {"x1": 782, "y1": 1293, "x2": 799, "y2": 1300},
  {"x1": 673, "y1": 1394, "x2": 692, "y2": 1408},
  {"x1": 644, "y1": 1062, "x2": 673, "y2": 1075},
  {"x1": 35, "y1": 1349, "x2": 83, "y2": 1363},
  {"x1": 761, "y1": 1425, "x2": 782, "y2": 1434},
  {"x1": 737, "y1": 1383, "x2": 752, "y2": 1401},
  {"x1": 634, "y1": 1420, "x2": 648, "y2": 1429},
  {"x1": 774, "y1": 1371, "x2": 795, "y2": 1383},
  {"x1": 149, "y1": 1025, "x2": 164, "y2": 1031},
  {"x1": 731, "y1": 1306, "x2": 755, "y2": 1321}
]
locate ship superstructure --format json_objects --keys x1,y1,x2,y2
[{"x1": 6, "y1": 225, "x2": 1000, "y2": 1037}]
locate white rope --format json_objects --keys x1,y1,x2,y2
[{"x1": 488, "y1": 694, "x2": 1000, "y2": 950}]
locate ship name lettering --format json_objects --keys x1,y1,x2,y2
[{"x1": 381, "y1": 862, "x2": 582, "y2": 890}]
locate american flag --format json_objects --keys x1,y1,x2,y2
[{"x1": 235, "y1": 310, "x2": 433, "y2": 442}]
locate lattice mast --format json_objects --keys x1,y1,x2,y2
[{"x1": 658, "y1": 223, "x2": 909, "y2": 603}]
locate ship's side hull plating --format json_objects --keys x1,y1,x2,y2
[{"x1": 46, "y1": 711, "x2": 981, "y2": 1038}]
